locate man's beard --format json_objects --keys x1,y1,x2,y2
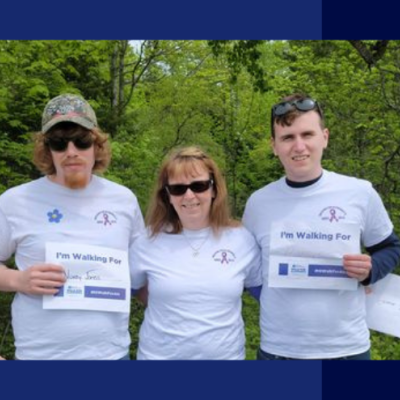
[{"x1": 64, "y1": 170, "x2": 89, "y2": 189}]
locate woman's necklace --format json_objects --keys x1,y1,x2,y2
[{"x1": 182, "y1": 229, "x2": 211, "y2": 257}]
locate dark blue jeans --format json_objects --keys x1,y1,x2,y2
[{"x1": 257, "y1": 347, "x2": 371, "y2": 360}]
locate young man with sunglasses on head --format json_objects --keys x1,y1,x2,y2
[
  {"x1": 0, "y1": 94, "x2": 144, "y2": 360},
  {"x1": 243, "y1": 93, "x2": 400, "y2": 360}
]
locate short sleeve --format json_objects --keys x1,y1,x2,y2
[
  {"x1": 242, "y1": 229, "x2": 263, "y2": 288},
  {"x1": 0, "y1": 207, "x2": 15, "y2": 263},
  {"x1": 363, "y1": 186, "x2": 393, "y2": 247},
  {"x1": 129, "y1": 237, "x2": 147, "y2": 290},
  {"x1": 128, "y1": 194, "x2": 145, "y2": 247},
  {"x1": 242, "y1": 196, "x2": 255, "y2": 233}
]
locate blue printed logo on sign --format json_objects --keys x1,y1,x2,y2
[
  {"x1": 67, "y1": 286, "x2": 83, "y2": 296},
  {"x1": 309, "y1": 264, "x2": 348, "y2": 278},
  {"x1": 84, "y1": 286, "x2": 126, "y2": 300},
  {"x1": 279, "y1": 263, "x2": 289, "y2": 276},
  {"x1": 290, "y1": 264, "x2": 307, "y2": 276}
]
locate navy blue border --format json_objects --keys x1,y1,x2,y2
[
  {"x1": 322, "y1": 360, "x2": 395, "y2": 400},
  {"x1": 1, "y1": 0, "x2": 322, "y2": 39},
  {"x1": 322, "y1": 0, "x2": 400, "y2": 39},
  {"x1": 1, "y1": 361, "x2": 322, "y2": 399}
]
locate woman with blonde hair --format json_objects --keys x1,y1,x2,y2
[{"x1": 130, "y1": 146, "x2": 261, "y2": 360}]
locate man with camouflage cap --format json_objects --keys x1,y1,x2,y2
[
  {"x1": 0, "y1": 94, "x2": 144, "y2": 360},
  {"x1": 42, "y1": 94, "x2": 98, "y2": 133}
]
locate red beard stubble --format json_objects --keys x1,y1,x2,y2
[
  {"x1": 64, "y1": 170, "x2": 89, "y2": 189},
  {"x1": 61, "y1": 158, "x2": 91, "y2": 189}
]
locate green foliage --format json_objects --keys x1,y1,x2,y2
[
  {"x1": 242, "y1": 292, "x2": 260, "y2": 360},
  {"x1": 208, "y1": 40, "x2": 268, "y2": 92},
  {"x1": 106, "y1": 137, "x2": 161, "y2": 214},
  {"x1": 371, "y1": 331, "x2": 400, "y2": 360},
  {"x1": 129, "y1": 299, "x2": 145, "y2": 359},
  {"x1": 0, "y1": 292, "x2": 14, "y2": 359},
  {"x1": 0, "y1": 135, "x2": 35, "y2": 193}
]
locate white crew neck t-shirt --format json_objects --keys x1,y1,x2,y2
[
  {"x1": 0, "y1": 175, "x2": 144, "y2": 360},
  {"x1": 130, "y1": 226, "x2": 262, "y2": 360},
  {"x1": 243, "y1": 170, "x2": 393, "y2": 359}
]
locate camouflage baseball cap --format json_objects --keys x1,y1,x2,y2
[{"x1": 41, "y1": 94, "x2": 98, "y2": 133}]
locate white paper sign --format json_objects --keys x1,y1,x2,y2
[
  {"x1": 268, "y1": 221, "x2": 360, "y2": 290},
  {"x1": 43, "y1": 242, "x2": 130, "y2": 313},
  {"x1": 366, "y1": 273, "x2": 400, "y2": 338}
]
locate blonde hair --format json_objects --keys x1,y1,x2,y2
[
  {"x1": 146, "y1": 146, "x2": 239, "y2": 236},
  {"x1": 32, "y1": 123, "x2": 111, "y2": 175}
]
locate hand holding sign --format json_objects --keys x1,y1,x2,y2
[
  {"x1": 343, "y1": 254, "x2": 372, "y2": 282},
  {"x1": 15, "y1": 264, "x2": 65, "y2": 295}
]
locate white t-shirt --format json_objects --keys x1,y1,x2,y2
[
  {"x1": 130, "y1": 226, "x2": 262, "y2": 360},
  {"x1": 0, "y1": 176, "x2": 144, "y2": 360},
  {"x1": 243, "y1": 170, "x2": 393, "y2": 359}
]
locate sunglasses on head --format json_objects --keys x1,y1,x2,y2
[
  {"x1": 166, "y1": 179, "x2": 213, "y2": 196},
  {"x1": 45, "y1": 134, "x2": 94, "y2": 152},
  {"x1": 271, "y1": 98, "x2": 321, "y2": 118}
]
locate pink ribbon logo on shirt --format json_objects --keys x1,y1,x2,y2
[
  {"x1": 319, "y1": 206, "x2": 346, "y2": 223},
  {"x1": 94, "y1": 210, "x2": 117, "y2": 226},
  {"x1": 212, "y1": 249, "x2": 236, "y2": 265}
]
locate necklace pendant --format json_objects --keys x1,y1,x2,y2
[{"x1": 183, "y1": 230, "x2": 210, "y2": 258}]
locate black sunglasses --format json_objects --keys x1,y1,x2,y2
[
  {"x1": 271, "y1": 98, "x2": 321, "y2": 118},
  {"x1": 166, "y1": 179, "x2": 213, "y2": 196},
  {"x1": 45, "y1": 135, "x2": 94, "y2": 152}
]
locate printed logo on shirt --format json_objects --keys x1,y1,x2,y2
[
  {"x1": 47, "y1": 208, "x2": 63, "y2": 223},
  {"x1": 212, "y1": 249, "x2": 236, "y2": 265},
  {"x1": 319, "y1": 206, "x2": 346, "y2": 222},
  {"x1": 94, "y1": 210, "x2": 117, "y2": 226}
]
